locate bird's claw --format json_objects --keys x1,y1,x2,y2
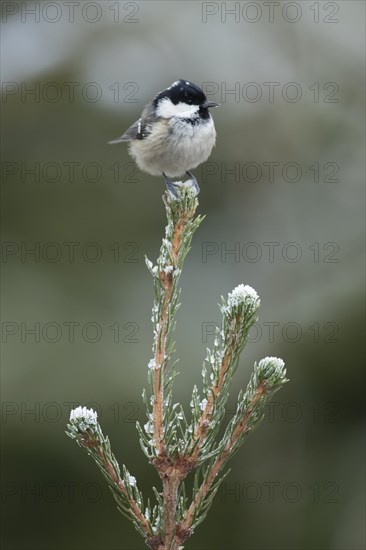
[
  {"x1": 186, "y1": 171, "x2": 200, "y2": 194},
  {"x1": 163, "y1": 172, "x2": 200, "y2": 198},
  {"x1": 163, "y1": 173, "x2": 179, "y2": 198}
]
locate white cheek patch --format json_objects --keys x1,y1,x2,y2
[{"x1": 156, "y1": 98, "x2": 199, "y2": 119}]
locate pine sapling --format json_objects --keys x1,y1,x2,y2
[{"x1": 66, "y1": 181, "x2": 288, "y2": 550}]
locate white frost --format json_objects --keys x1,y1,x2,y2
[
  {"x1": 128, "y1": 475, "x2": 137, "y2": 487},
  {"x1": 148, "y1": 358, "x2": 157, "y2": 370},
  {"x1": 69, "y1": 406, "x2": 97, "y2": 425},
  {"x1": 227, "y1": 284, "x2": 260, "y2": 308},
  {"x1": 199, "y1": 399, "x2": 208, "y2": 411},
  {"x1": 259, "y1": 356, "x2": 285, "y2": 373}
]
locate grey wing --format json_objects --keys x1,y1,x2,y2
[
  {"x1": 108, "y1": 119, "x2": 142, "y2": 143},
  {"x1": 108, "y1": 104, "x2": 156, "y2": 144}
]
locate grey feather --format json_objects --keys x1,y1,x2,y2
[{"x1": 108, "y1": 103, "x2": 157, "y2": 144}]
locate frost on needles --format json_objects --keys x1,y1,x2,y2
[{"x1": 66, "y1": 181, "x2": 288, "y2": 550}]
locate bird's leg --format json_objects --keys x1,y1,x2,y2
[
  {"x1": 186, "y1": 171, "x2": 200, "y2": 194},
  {"x1": 163, "y1": 173, "x2": 179, "y2": 197}
]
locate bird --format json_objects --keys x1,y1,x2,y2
[{"x1": 108, "y1": 79, "x2": 219, "y2": 195}]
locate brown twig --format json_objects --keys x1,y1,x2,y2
[
  {"x1": 188, "y1": 318, "x2": 240, "y2": 461},
  {"x1": 162, "y1": 474, "x2": 181, "y2": 549},
  {"x1": 152, "y1": 278, "x2": 173, "y2": 457},
  {"x1": 177, "y1": 384, "x2": 266, "y2": 540},
  {"x1": 95, "y1": 446, "x2": 153, "y2": 538},
  {"x1": 152, "y1": 209, "x2": 188, "y2": 457},
  {"x1": 151, "y1": 202, "x2": 192, "y2": 550}
]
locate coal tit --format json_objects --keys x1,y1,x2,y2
[{"x1": 109, "y1": 79, "x2": 219, "y2": 194}]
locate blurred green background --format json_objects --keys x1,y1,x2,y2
[{"x1": 1, "y1": 1, "x2": 365, "y2": 549}]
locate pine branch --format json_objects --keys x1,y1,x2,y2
[
  {"x1": 178, "y1": 358, "x2": 288, "y2": 536},
  {"x1": 66, "y1": 407, "x2": 153, "y2": 540},
  {"x1": 187, "y1": 287, "x2": 260, "y2": 464}
]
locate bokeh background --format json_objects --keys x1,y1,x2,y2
[{"x1": 1, "y1": 1, "x2": 365, "y2": 549}]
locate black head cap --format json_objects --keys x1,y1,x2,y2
[{"x1": 154, "y1": 79, "x2": 207, "y2": 107}]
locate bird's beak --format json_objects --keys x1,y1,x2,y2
[{"x1": 202, "y1": 101, "x2": 220, "y2": 108}]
